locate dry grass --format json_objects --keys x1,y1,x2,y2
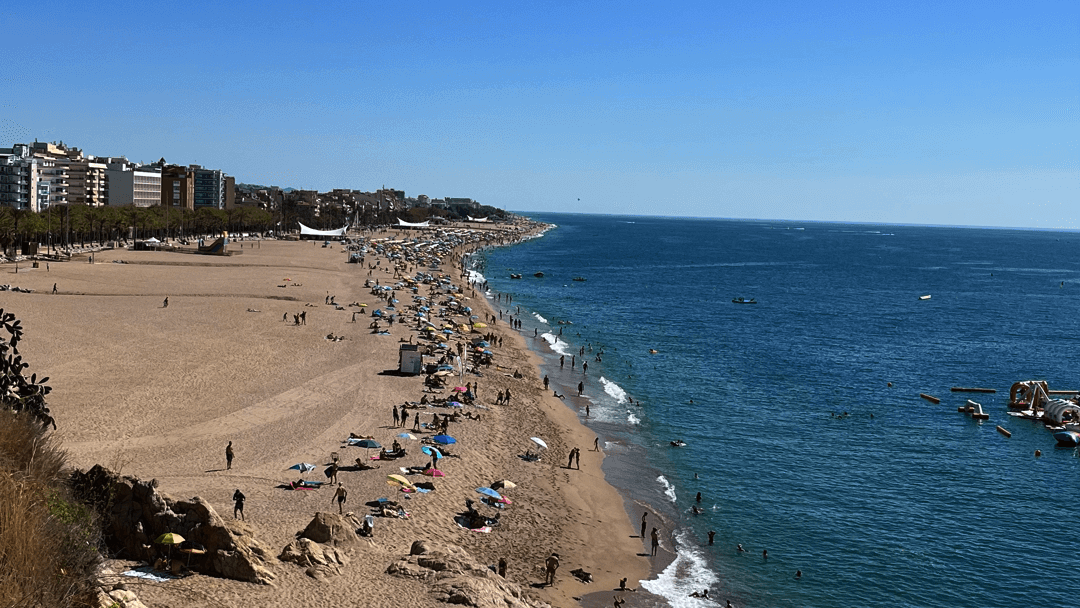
[{"x1": 0, "y1": 412, "x2": 101, "y2": 608}]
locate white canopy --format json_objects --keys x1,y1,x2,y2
[
  {"x1": 397, "y1": 219, "x2": 430, "y2": 228},
  {"x1": 466, "y1": 216, "x2": 489, "y2": 222},
  {"x1": 144, "y1": 237, "x2": 161, "y2": 243},
  {"x1": 299, "y1": 222, "x2": 348, "y2": 237}
]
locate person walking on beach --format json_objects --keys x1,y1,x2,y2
[
  {"x1": 585, "y1": 403, "x2": 591, "y2": 417},
  {"x1": 392, "y1": 405, "x2": 400, "y2": 427},
  {"x1": 300, "y1": 311, "x2": 306, "y2": 325},
  {"x1": 545, "y1": 553, "x2": 560, "y2": 586},
  {"x1": 163, "y1": 297, "x2": 169, "y2": 308},
  {"x1": 400, "y1": 406, "x2": 409, "y2": 428},
  {"x1": 544, "y1": 375, "x2": 549, "y2": 390},
  {"x1": 578, "y1": 381, "x2": 584, "y2": 397},
  {"x1": 571, "y1": 355, "x2": 575, "y2": 368},
  {"x1": 52, "y1": 283, "x2": 57, "y2": 294},
  {"x1": 232, "y1": 489, "x2": 246, "y2": 520},
  {"x1": 593, "y1": 437, "x2": 600, "y2": 451},
  {"x1": 225, "y1": 441, "x2": 234, "y2": 470},
  {"x1": 574, "y1": 447, "x2": 581, "y2": 469},
  {"x1": 641, "y1": 512, "x2": 648, "y2": 538},
  {"x1": 560, "y1": 355, "x2": 564, "y2": 369},
  {"x1": 413, "y1": 412, "x2": 420, "y2": 431},
  {"x1": 651, "y1": 527, "x2": 660, "y2": 556},
  {"x1": 567, "y1": 449, "x2": 576, "y2": 469},
  {"x1": 708, "y1": 530, "x2": 715, "y2": 546},
  {"x1": 333, "y1": 484, "x2": 348, "y2": 514},
  {"x1": 583, "y1": 361, "x2": 588, "y2": 374}
]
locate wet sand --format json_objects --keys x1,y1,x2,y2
[{"x1": 6, "y1": 228, "x2": 651, "y2": 608}]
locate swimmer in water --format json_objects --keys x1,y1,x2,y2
[{"x1": 737, "y1": 544, "x2": 745, "y2": 552}]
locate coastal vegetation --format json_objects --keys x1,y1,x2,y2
[{"x1": 0, "y1": 308, "x2": 102, "y2": 608}]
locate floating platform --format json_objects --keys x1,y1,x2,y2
[
  {"x1": 919, "y1": 393, "x2": 941, "y2": 404},
  {"x1": 996, "y1": 426, "x2": 1012, "y2": 437},
  {"x1": 951, "y1": 387, "x2": 997, "y2": 393}
]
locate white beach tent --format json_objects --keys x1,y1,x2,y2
[
  {"x1": 466, "y1": 216, "x2": 489, "y2": 222},
  {"x1": 298, "y1": 222, "x2": 348, "y2": 237},
  {"x1": 397, "y1": 219, "x2": 431, "y2": 228}
]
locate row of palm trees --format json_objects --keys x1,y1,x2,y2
[{"x1": 0, "y1": 204, "x2": 276, "y2": 250}]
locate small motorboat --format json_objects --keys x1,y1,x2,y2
[
  {"x1": 572, "y1": 277, "x2": 586, "y2": 282},
  {"x1": 919, "y1": 295, "x2": 932, "y2": 300},
  {"x1": 534, "y1": 272, "x2": 545, "y2": 278},
  {"x1": 731, "y1": 297, "x2": 757, "y2": 304},
  {"x1": 510, "y1": 274, "x2": 522, "y2": 279},
  {"x1": 1053, "y1": 430, "x2": 1080, "y2": 446},
  {"x1": 670, "y1": 440, "x2": 687, "y2": 447}
]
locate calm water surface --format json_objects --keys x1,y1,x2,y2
[{"x1": 474, "y1": 213, "x2": 1079, "y2": 608}]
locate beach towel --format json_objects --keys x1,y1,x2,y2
[{"x1": 121, "y1": 568, "x2": 177, "y2": 582}]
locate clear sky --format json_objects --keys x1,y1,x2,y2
[{"x1": 3, "y1": 1, "x2": 1077, "y2": 227}]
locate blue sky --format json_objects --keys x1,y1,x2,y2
[{"x1": 3, "y1": 1, "x2": 1077, "y2": 227}]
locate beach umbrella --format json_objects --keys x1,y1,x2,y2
[
  {"x1": 491, "y1": 480, "x2": 517, "y2": 491},
  {"x1": 448, "y1": 401, "x2": 463, "y2": 408},
  {"x1": 475, "y1": 487, "x2": 502, "y2": 500},
  {"x1": 470, "y1": 315, "x2": 479, "y2": 320},
  {"x1": 421, "y1": 445, "x2": 443, "y2": 458},
  {"x1": 473, "y1": 322, "x2": 487, "y2": 328},
  {"x1": 443, "y1": 329, "x2": 454, "y2": 334},
  {"x1": 434, "y1": 370, "x2": 452, "y2": 377},
  {"x1": 453, "y1": 386, "x2": 467, "y2": 392},
  {"x1": 288, "y1": 463, "x2": 316, "y2": 472},
  {"x1": 398, "y1": 432, "x2": 418, "y2": 440},
  {"x1": 155, "y1": 532, "x2": 185, "y2": 563},
  {"x1": 387, "y1": 474, "x2": 415, "y2": 489},
  {"x1": 433, "y1": 434, "x2": 457, "y2": 445},
  {"x1": 423, "y1": 468, "x2": 445, "y2": 477},
  {"x1": 530, "y1": 437, "x2": 548, "y2": 449},
  {"x1": 349, "y1": 438, "x2": 381, "y2": 449}
]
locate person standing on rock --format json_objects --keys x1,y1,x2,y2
[
  {"x1": 233, "y1": 489, "x2": 246, "y2": 520},
  {"x1": 225, "y1": 441, "x2": 234, "y2": 470},
  {"x1": 333, "y1": 484, "x2": 348, "y2": 514}
]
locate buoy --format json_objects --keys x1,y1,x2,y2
[
  {"x1": 887, "y1": 382, "x2": 893, "y2": 387},
  {"x1": 996, "y1": 426, "x2": 1011, "y2": 437},
  {"x1": 1034, "y1": 450, "x2": 1042, "y2": 457},
  {"x1": 920, "y1": 393, "x2": 941, "y2": 404}
]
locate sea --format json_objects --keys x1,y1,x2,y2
[{"x1": 466, "y1": 213, "x2": 1080, "y2": 608}]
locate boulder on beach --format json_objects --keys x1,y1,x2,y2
[
  {"x1": 70, "y1": 464, "x2": 276, "y2": 585},
  {"x1": 387, "y1": 540, "x2": 550, "y2": 608}
]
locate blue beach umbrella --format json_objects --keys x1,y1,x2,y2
[
  {"x1": 475, "y1": 487, "x2": 502, "y2": 500},
  {"x1": 288, "y1": 463, "x2": 316, "y2": 472},
  {"x1": 349, "y1": 438, "x2": 381, "y2": 449},
  {"x1": 433, "y1": 435, "x2": 457, "y2": 445},
  {"x1": 421, "y1": 445, "x2": 443, "y2": 458}
]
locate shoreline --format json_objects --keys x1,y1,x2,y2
[
  {"x1": 466, "y1": 241, "x2": 682, "y2": 608},
  {"x1": 10, "y1": 219, "x2": 652, "y2": 608}
]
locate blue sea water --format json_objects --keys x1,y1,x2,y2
[{"x1": 471, "y1": 213, "x2": 1080, "y2": 608}]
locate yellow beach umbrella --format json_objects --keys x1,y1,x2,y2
[
  {"x1": 387, "y1": 474, "x2": 415, "y2": 489},
  {"x1": 473, "y1": 322, "x2": 487, "y2": 329}
]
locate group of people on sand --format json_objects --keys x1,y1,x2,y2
[{"x1": 284, "y1": 310, "x2": 307, "y2": 325}]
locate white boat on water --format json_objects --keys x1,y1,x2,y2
[{"x1": 919, "y1": 294, "x2": 931, "y2": 300}]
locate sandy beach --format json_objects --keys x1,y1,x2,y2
[{"x1": 5, "y1": 226, "x2": 652, "y2": 608}]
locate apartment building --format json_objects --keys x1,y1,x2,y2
[
  {"x1": 105, "y1": 160, "x2": 162, "y2": 207},
  {"x1": 30, "y1": 142, "x2": 108, "y2": 207},
  {"x1": 0, "y1": 144, "x2": 51, "y2": 211}
]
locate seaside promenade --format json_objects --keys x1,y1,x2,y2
[{"x1": 4, "y1": 224, "x2": 650, "y2": 608}]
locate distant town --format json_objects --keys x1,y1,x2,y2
[{"x1": 0, "y1": 140, "x2": 507, "y2": 250}]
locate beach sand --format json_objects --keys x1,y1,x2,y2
[{"x1": 6, "y1": 228, "x2": 652, "y2": 608}]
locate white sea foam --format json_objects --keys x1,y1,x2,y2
[
  {"x1": 466, "y1": 269, "x2": 486, "y2": 284},
  {"x1": 540, "y1": 333, "x2": 572, "y2": 356},
  {"x1": 627, "y1": 411, "x2": 640, "y2": 425},
  {"x1": 640, "y1": 530, "x2": 721, "y2": 608},
  {"x1": 599, "y1": 377, "x2": 628, "y2": 404},
  {"x1": 533, "y1": 312, "x2": 548, "y2": 324},
  {"x1": 657, "y1": 475, "x2": 677, "y2": 503}
]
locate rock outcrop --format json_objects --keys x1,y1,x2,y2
[
  {"x1": 71, "y1": 464, "x2": 276, "y2": 585},
  {"x1": 387, "y1": 540, "x2": 549, "y2": 608},
  {"x1": 278, "y1": 511, "x2": 363, "y2": 580}
]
